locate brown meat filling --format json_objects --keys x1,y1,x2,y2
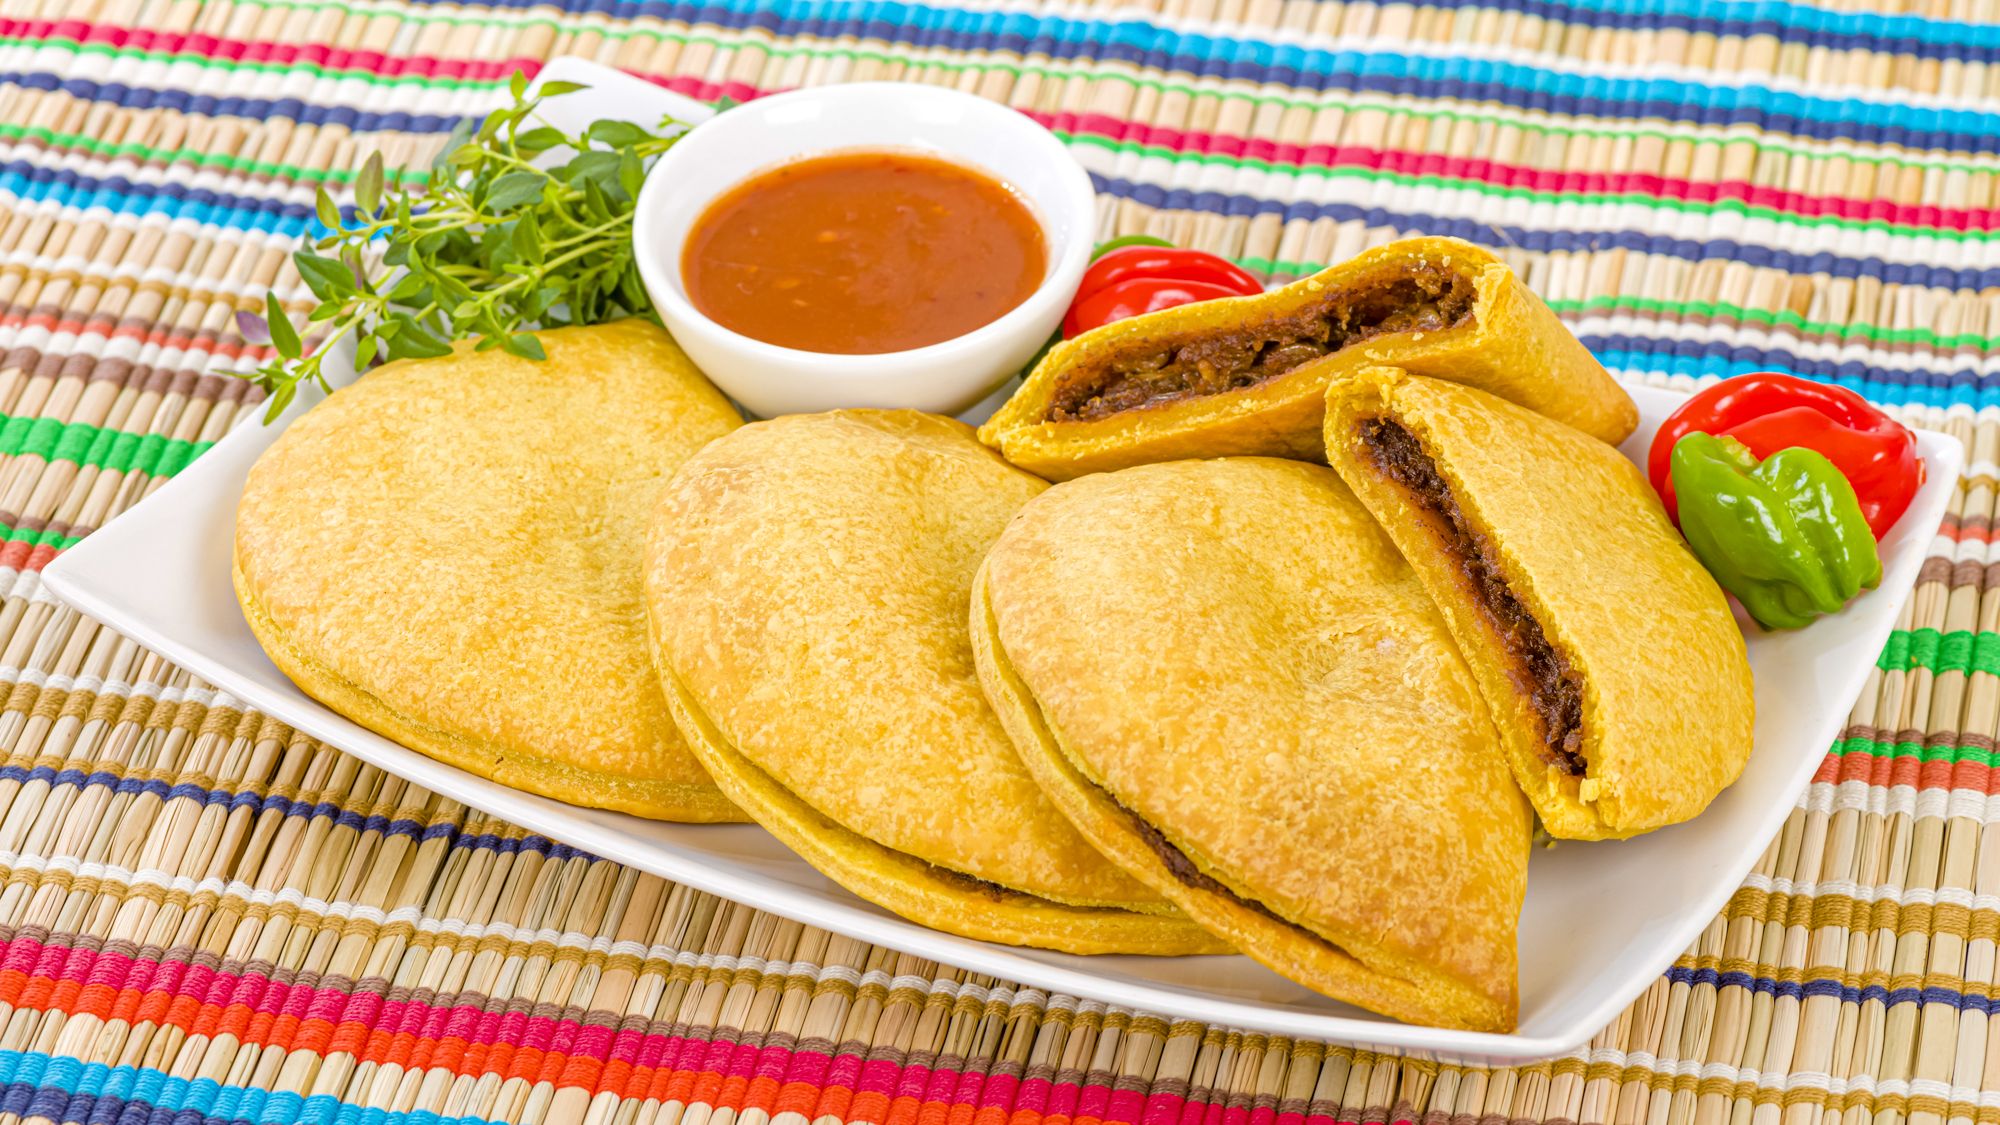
[
  {"x1": 1044, "y1": 261, "x2": 1477, "y2": 423},
  {"x1": 1127, "y1": 811, "x2": 1297, "y2": 929},
  {"x1": 926, "y1": 863, "x2": 1015, "y2": 903},
  {"x1": 1358, "y1": 418, "x2": 1586, "y2": 776}
]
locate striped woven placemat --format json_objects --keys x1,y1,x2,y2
[{"x1": 2, "y1": 0, "x2": 1997, "y2": 1121}]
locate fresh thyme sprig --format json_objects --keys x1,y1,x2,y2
[{"x1": 237, "y1": 73, "x2": 690, "y2": 421}]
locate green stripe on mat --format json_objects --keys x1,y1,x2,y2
[
  {"x1": 1540, "y1": 296, "x2": 1998, "y2": 348},
  {"x1": 0, "y1": 415, "x2": 212, "y2": 479},
  {"x1": 16, "y1": 103, "x2": 1994, "y2": 249},
  {"x1": 0, "y1": 38, "x2": 504, "y2": 91},
  {"x1": 1832, "y1": 733, "x2": 1989, "y2": 765},
  {"x1": 0, "y1": 523, "x2": 84, "y2": 552},
  {"x1": 1074, "y1": 142, "x2": 1994, "y2": 243},
  {"x1": 10, "y1": 30, "x2": 1998, "y2": 181},
  {"x1": 11, "y1": 79, "x2": 1987, "y2": 183},
  {"x1": 1876, "y1": 629, "x2": 2000, "y2": 678},
  {"x1": 0, "y1": 123, "x2": 428, "y2": 187}
]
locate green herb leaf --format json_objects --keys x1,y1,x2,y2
[
  {"x1": 386, "y1": 272, "x2": 428, "y2": 303},
  {"x1": 355, "y1": 152, "x2": 384, "y2": 216},
  {"x1": 294, "y1": 252, "x2": 355, "y2": 301},
  {"x1": 340, "y1": 245, "x2": 373, "y2": 294},
  {"x1": 431, "y1": 119, "x2": 474, "y2": 174},
  {"x1": 230, "y1": 81, "x2": 691, "y2": 421},
  {"x1": 618, "y1": 149, "x2": 645, "y2": 199},
  {"x1": 477, "y1": 103, "x2": 510, "y2": 143},
  {"x1": 430, "y1": 271, "x2": 475, "y2": 308},
  {"x1": 579, "y1": 175, "x2": 614, "y2": 223},
  {"x1": 387, "y1": 321, "x2": 454, "y2": 360},
  {"x1": 264, "y1": 381, "x2": 297, "y2": 423},
  {"x1": 484, "y1": 170, "x2": 547, "y2": 212},
  {"x1": 587, "y1": 120, "x2": 648, "y2": 148},
  {"x1": 567, "y1": 150, "x2": 622, "y2": 190},
  {"x1": 511, "y1": 214, "x2": 544, "y2": 265},
  {"x1": 266, "y1": 291, "x2": 300, "y2": 359},
  {"x1": 314, "y1": 188, "x2": 341, "y2": 231},
  {"x1": 515, "y1": 126, "x2": 567, "y2": 154}
]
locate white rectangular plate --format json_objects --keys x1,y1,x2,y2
[{"x1": 41, "y1": 58, "x2": 1964, "y2": 1062}]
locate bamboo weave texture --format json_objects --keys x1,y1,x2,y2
[{"x1": 2, "y1": 1, "x2": 1999, "y2": 1122}]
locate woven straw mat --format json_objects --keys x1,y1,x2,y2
[{"x1": 2, "y1": 0, "x2": 1999, "y2": 1122}]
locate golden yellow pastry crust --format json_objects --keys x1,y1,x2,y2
[
  {"x1": 646, "y1": 410, "x2": 1223, "y2": 955},
  {"x1": 978, "y1": 236, "x2": 1635, "y2": 481},
  {"x1": 233, "y1": 319, "x2": 745, "y2": 822},
  {"x1": 971, "y1": 457, "x2": 1531, "y2": 1031},
  {"x1": 1321, "y1": 369, "x2": 1754, "y2": 840}
]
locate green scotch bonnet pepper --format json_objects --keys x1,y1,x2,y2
[{"x1": 1668, "y1": 432, "x2": 1883, "y2": 631}]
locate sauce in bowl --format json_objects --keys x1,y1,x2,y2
[{"x1": 681, "y1": 150, "x2": 1048, "y2": 355}]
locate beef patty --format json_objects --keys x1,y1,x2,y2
[
  {"x1": 1045, "y1": 261, "x2": 1477, "y2": 423},
  {"x1": 1357, "y1": 416, "x2": 1586, "y2": 776}
]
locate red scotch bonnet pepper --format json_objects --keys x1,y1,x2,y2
[
  {"x1": 1062, "y1": 238, "x2": 1264, "y2": 338},
  {"x1": 1646, "y1": 372, "x2": 1924, "y2": 540}
]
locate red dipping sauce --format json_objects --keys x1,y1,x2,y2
[{"x1": 681, "y1": 150, "x2": 1049, "y2": 355}]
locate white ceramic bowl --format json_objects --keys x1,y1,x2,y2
[{"x1": 633, "y1": 82, "x2": 1098, "y2": 418}]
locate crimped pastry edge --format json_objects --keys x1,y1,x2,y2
[
  {"x1": 233, "y1": 552, "x2": 746, "y2": 823},
  {"x1": 652, "y1": 642, "x2": 1231, "y2": 956},
  {"x1": 1320, "y1": 369, "x2": 1746, "y2": 840},
  {"x1": 969, "y1": 561, "x2": 1515, "y2": 1032},
  {"x1": 1319, "y1": 376, "x2": 1615, "y2": 838},
  {"x1": 976, "y1": 235, "x2": 1635, "y2": 481}
]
